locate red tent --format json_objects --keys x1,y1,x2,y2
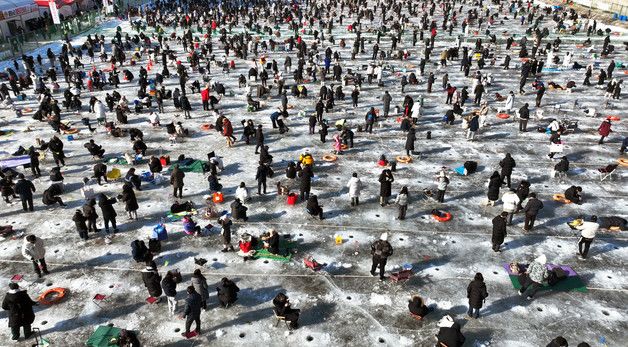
[{"x1": 34, "y1": 0, "x2": 75, "y2": 8}]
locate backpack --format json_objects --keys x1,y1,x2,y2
[
  {"x1": 463, "y1": 161, "x2": 478, "y2": 174},
  {"x1": 131, "y1": 240, "x2": 148, "y2": 262},
  {"x1": 547, "y1": 268, "x2": 567, "y2": 286}
]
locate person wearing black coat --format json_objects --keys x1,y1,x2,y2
[
  {"x1": 299, "y1": 164, "x2": 313, "y2": 201},
  {"x1": 162, "y1": 270, "x2": 179, "y2": 315},
  {"x1": 486, "y1": 171, "x2": 501, "y2": 205},
  {"x1": 565, "y1": 186, "x2": 583, "y2": 204},
  {"x1": 48, "y1": 135, "x2": 65, "y2": 166},
  {"x1": 378, "y1": 169, "x2": 394, "y2": 206},
  {"x1": 84, "y1": 140, "x2": 105, "y2": 158},
  {"x1": 72, "y1": 209, "x2": 88, "y2": 240},
  {"x1": 254, "y1": 125, "x2": 264, "y2": 154},
  {"x1": 28, "y1": 148, "x2": 41, "y2": 178},
  {"x1": 97, "y1": 193, "x2": 118, "y2": 233},
  {"x1": 467, "y1": 273, "x2": 489, "y2": 318},
  {"x1": 2, "y1": 283, "x2": 37, "y2": 340},
  {"x1": 83, "y1": 198, "x2": 99, "y2": 232},
  {"x1": 183, "y1": 286, "x2": 203, "y2": 335},
  {"x1": 42, "y1": 184, "x2": 66, "y2": 207},
  {"x1": 306, "y1": 194, "x2": 324, "y2": 220},
  {"x1": 408, "y1": 295, "x2": 429, "y2": 319},
  {"x1": 133, "y1": 140, "x2": 147, "y2": 156},
  {"x1": 492, "y1": 212, "x2": 508, "y2": 252},
  {"x1": 546, "y1": 336, "x2": 569, "y2": 347},
  {"x1": 370, "y1": 233, "x2": 393, "y2": 280},
  {"x1": 255, "y1": 162, "x2": 273, "y2": 195},
  {"x1": 141, "y1": 264, "x2": 162, "y2": 299},
  {"x1": 216, "y1": 277, "x2": 240, "y2": 308},
  {"x1": 14, "y1": 174, "x2": 35, "y2": 212},
  {"x1": 286, "y1": 162, "x2": 297, "y2": 179},
  {"x1": 272, "y1": 293, "x2": 300, "y2": 330},
  {"x1": 436, "y1": 317, "x2": 466, "y2": 347},
  {"x1": 518, "y1": 103, "x2": 530, "y2": 132},
  {"x1": 554, "y1": 156, "x2": 569, "y2": 175},
  {"x1": 149, "y1": 156, "x2": 163, "y2": 173},
  {"x1": 93, "y1": 162, "x2": 108, "y2": 185},
  {"x1": 405, "y1": 128, "x2": 416, "y2": 156},
  {"x1": 230, "y1": 198, "x2": 248, "y2": 221},
  {"x1": 119, "y1": 183, "x2": 139, "y2": 219},
  {"x1": 124, "y1": 168, "x2": 141, "y2": 190},
  {"x1": 499, "y1": 153, "x2": 516, "y2": 188},
  {"x1": 180, "y1": 95, "x2": 191, "y2": 119},
  {"x1": 523, "y1": 193, "x2": 544, "y2": 231},
  {"x1": 515, "y1": 180, "x2": 530, "y2": 212},
  {"x1": 170, "y1": 165, "x2": 185, "y2": 198}
]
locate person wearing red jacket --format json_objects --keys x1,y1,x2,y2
[
  {"x1": 598, "y1": 119, "x2": 612, "y2": 144},
  {"x1": 200, "y1": 87, "x2": 210, "y2": 111},
  {"x1": 222, "y1": 118, "x2": 234, "y2": 147}
]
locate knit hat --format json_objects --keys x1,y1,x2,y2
[
  {"x1": 380, "y1": 233, "x2": 388, "y2": 241},
  {"x1": 8, "y1": 283, "x2": 18, "y2": 290},
  {"x1": 535, "y1": 254, "x2": 547, "y2": 264}
]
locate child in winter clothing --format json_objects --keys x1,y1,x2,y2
[
  {"x1": 347, "y1": 173, "x2": 362, "y2": 206},
  {"x1": 519, "y1": 254, "x2": 548, "y2": 299},
  {"x1": 182, "y1": 215, "x2": 201, "y2": 236},
  {"x1": 395, "y1": 186, "x2": 409, "y2": 220},
  {"x1": 218, "y1": 214, "x2": 235, "y2": 252}
]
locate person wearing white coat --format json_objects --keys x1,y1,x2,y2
[
  {"x1": 235, "y1": 182, "x2": 250, "y2": 202},
  {"x1": 575, "y1": 216, "x2": 599, "y2": 259},
  {"x1": 411, "y1": 102, "x2": 422, "y2": 120},
  {"x1": 504, "y1": 91, "x2": 514, "y2": 113},
  {"x1": 21, "y1": 235, "x2": 48, "y2": 277},
  {"x1": 347, "y1": 173, "x2": 362, "y2": 206},
  {"x1": 501, "y1": 189, "x2": 520, "y2": 225}
]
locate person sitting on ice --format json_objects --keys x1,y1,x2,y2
[
  {"x1": 182, "y1": 215, "x2": 202, "y2": 236},
  {"x1": 564, "y1": 185, "x2": 583, "y2": 204},
  {"x1": 377, "y1": 154, "x2": 389, "y2": 167},
  {"x1": 306, "y1": 194, "x2": 324, "y2": 220},
  {"x1": 237, "y1": 233, "x2": 257, "y2": 261},
  {"x1": 261, "y1": 229, "x2": 281, "y2": 255},
  {"x1": 408, "y1": 295, "x2": 430, "y2": 319}
]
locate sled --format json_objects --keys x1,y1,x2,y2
[
  {"x1": 304, "y1": 256, "x2": 325, "y2": 271},
  {"x1": 552, "y1": 194, "x2": 572, "y2": 204},
  {"x1": 389, "y1": 269, "x2": 413, "y2": 283},
  {"x1": 432, "y1": 211, "x2": 452, "y2": 222},
  {"x1": 496, "y1": 113, "x2": 510, "y2": 119},
  {"x1": 38, "y1": 287, "x2": 67, "y2": 305},
  {"x1": 322, "y1": 154, "x2": 338, "y2": 162}
]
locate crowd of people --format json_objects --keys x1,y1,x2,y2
[{"x1": 0, "y1": 0, "x2": 625, "y2": 345}]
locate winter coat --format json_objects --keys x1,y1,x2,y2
[
  {"x1": 83, "y1": 199, "x2": 98, "y2": 220},
  {"x1": 183, "y1": 292, "x2": 203, "y2": 318},
  {"x1": 22, "y1": 237, "x2": 45, "y2": 260},
  {"x1": 523, "y1": 198, "x2": 544, "y2": 216},
  {"x1": 576, "y1": 221, "x2": 599, "y2": 238},
  {"x1": 235, "y1": 187, "x2": 249, "y2": 202},
  {"x1": 299, "y1": 166, "x2": 313, "y2": 191},
  {"x1": 231, "y1": 200, "x2": 248, "y2": 220},
  {"x1": 161, "y1": 276, "x2": 177, "y2": 297},
  {"x1": 42, "y1": 186, "x2": 61, "y2": 205},
  {"x1": 436, "y1": 323, "x2": 466, "y2": 347},
  {"x1": 395, "y1": 193, "x2": 408, "y2": 206},
  {"x1": 564, "y1": 186, "x2": 580, "y2": 202},
  {"x1": 554, "y1": 158, "x2": 569, "y2": 173},
  {"x1": 142, "y1": 269, "x2": 162, "y2": 297},
  {"x1": 467, "y1": 279, "x2": 489, "y2": 308},
  {"x1": 469, "y1": 115, "x2": 480, "y2": 131},
  {"x1": 499, "y1": 155, "x2": 516, "y2": 176},
  {"x1": 14, "y1": 178, "x2": 35, "y2": 198},
  {"x1": 487, "y1": 174, "x2": 501, "y2": 201},
  {"x1": 491, "y1": 215, "x2": 507, "y2": 245},
  {"x1": 527, "y1": 261, "x2": 548, "y2": 283},
  {"x1": 405, "y1": 130, "x2": 416, "y2": 151},
  {"x1": 378, "y1": 173, "x2": 394, "y2": 198},
  {"x1": 408, "y1": 299, "x2": 429, "y2": 317},
  {"x1": 120, "y1": 188, "x2": 139, "y2": 212},
  {"x1": 501, "y1": 191, "x2": 520, "y2": 213},
  {"x1": 437, "y1": 176, "x2": 449, "y2": 191},
  {"x1": 217, "y1": 280, "x2": 240, "y2": 305},
  {"x1": 97, "y1": 194, "x2": 117, "y2": 219},
  {"x1": 191, "y1": 274, "x2": 209, "y2": 300},
  {"x1": 149, "y1": 157, "x2": 163, "y2": 173},
  {"x1": 505, "y1": 94, "x2": 514, "y2": 110},
  {"x1": 2, "y1": 289, "x2": 36, "y2": 327},
  {"x1": 371, "y1": 240, "x2": 393, "y2": 258},
  {"x1": 515, "y1": 182, "x2": 530, "y2": 202},
  {"x1": 72, "y1": 211, "x2": 87, "y2": 231},
  {"x1": 346, "y1": 177, "x2": 362, "y2": 198},
  {"x1": 598, "y1": 121, "x2": 611, "y2": 137},
  {"x1": 170, "y1": 167, "x2": 185, "y2": 187}
]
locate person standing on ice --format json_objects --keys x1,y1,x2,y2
[
  {"x1": 501, "y1": 189, "x2": 520, "y2": 226},
  {"x1": 378, "y1": 169, "x2": 394, "y2": 206},
  {"x1": 21, "y1": 235, "x2": 49, "y2": 278},
  {"x1": 499, "y1": 153, "x2": 516, "y2": 188},
  {"x1": 523, "y1": 193, "x2": 543, "y2": 231},
  {"x1": 382, "y1": 91, "x2": 392, "y2": 117},
  {"x1": 518, "y1": 254, "x2": 548, "y2": 300},
  {"x1": 347, "y1": 173, "x2": 362, "y2": 206},
  {"x1": 2, "y1": 283, "x2": 37, "y2": 341},
  {"x1": 466, "y1": 272, "x2": 488, "y2": 319},
  {"x1": 181, "y1": 286, "x2": 202, "y2": 337},
  {"x1": 491, "y1": 212, "x2": 508, "y2": 253},
  {"x1": 504, "y1": 91, "x2": 514, "y2": 113},
  {"x1": 575, "y1": 215, "x2": 599, "y2": 259},
  {"x1": 370, "y1": 233, "x2": 393, "y2": 281},
  {"x1": 395, "y1": 186, "x2": 409, "y2": 220}
]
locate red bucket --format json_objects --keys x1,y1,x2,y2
[{"x1": 287, "y1": 193, "x2": 297, "y2": 205}]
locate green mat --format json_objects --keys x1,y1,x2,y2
[
  {"x1": 167, "y1": 160, "x2": 207, "y2": 173},
  {"x1": 85, "y1": 325, "x2": 121, "y2": 347},
  {"x1": 508, "y1": 275, "x2": 588, "y2": 293},
  {"x1": 252, "y1": 239, "x2": 296, "y2": 262},
  {"x1": 166, "y1": 209, "x2": 197, "y2": 222}
]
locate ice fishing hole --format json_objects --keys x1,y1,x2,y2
[
  {"x1": 109, "y1": 285, "x2": 114, "y2": 288},
  {"x1": 174, "y1": 328, "x2": 180, "y2": 333},
  {"x1": 107, "y1": 323, "x2": 114, "y2": 327},
  {"x1": 378, "y1": 338, "x2": 385, "y2": 343},
  {"x1": 375, "y1": 214, "x2": 380, "y2": 217},
  {"x1": 54, "y1": 250, "x2": 59, "y2": 253},
  {"x1": 557, "y1": 245, "x2": 561, "y2": 248},
  {"x1": 451, "y1": 240, "x2": 456, "y2": 244},
  {"x1": 349, "y1": 235, "x2": 353, "y2": 238},
  {"x1": 493, "y1": 271, "x2": 498, "y2": 274},
  {"x1": 46, "y1": 282, "x2": 52, "y2": 287},
  {"x1": 435, "y1": 268, "x2": 440, "y2": 271},
  {"x1": 239, "y1": 333, "x2": 246, "y2": 338},
  {"x1": 212, "y1": 258, "x2": 218, "y2": 261},
  {"x1": 602, "y1": 310, "x2": 609, "y2": 316},
  {"x1": 41, "y1": 321, "x2": 47, "y2": 325},
  {"x1": 399, "y1": 238, "x2": 404, "y2": 241},
  {"x1": 306, "y1": 336, "x2": 314, "y2": 342},
  {"x1": 299, "y1": 233, "x2": 303, "y2": 236},
  {"x1": 264, "y1": 260, "x2": 269, "y2": 264},
  {"x1": 346, "y1": 296, "x2": 352, "y2": 300},
  {"x1": 607, "y1": 276, "x2": 612, "y2": 279},
  {"x1": 537, "y1": 307, "x2": 543, "y2": 312}
]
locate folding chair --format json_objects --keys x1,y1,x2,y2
[
  {"x1": 273, "y1": 308, "x2": 290, "y2": 328},
  {"x1": 597, "y1": 164, "x2": 618, "y2": 181}
]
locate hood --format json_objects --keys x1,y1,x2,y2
[
  {"x1": 535, "y1": 254, "x2": 547, "y2": 264},
  {"x1": 380, "y1": 233, "x2": 388, "y2": 241}
]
